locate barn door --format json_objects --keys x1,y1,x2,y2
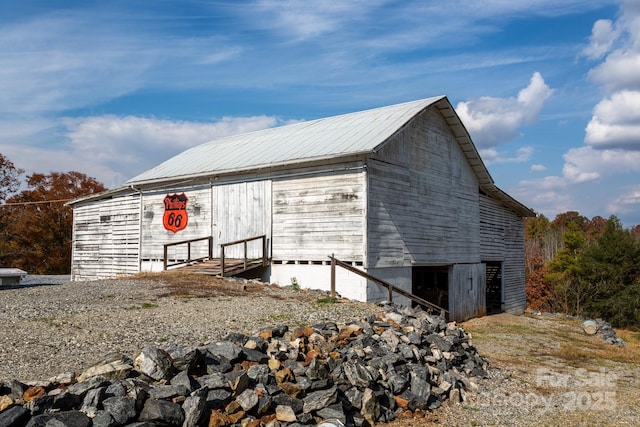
[
  {"x1": 449, "y1": 263, "x2": 486, "y2": 321},
  {"x1": 212, "y1": 181, "x2": 272, "y2": 259}
]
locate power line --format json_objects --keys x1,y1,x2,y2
[{"x1": 0, "y1": 198, "x2": 72, "y2": 207}]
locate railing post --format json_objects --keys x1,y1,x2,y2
[
  {"x1": 208, "y1": 237, "x2": 213, "y2": 259},
  {"x1": 262, "y1": 235, "x2": 267, "y2": 266},
  {"x1": 330, "y1": 254, "x2": 336, "y2": 298},
  {"x1": 388, "y1": 285, "x2": 393, "y2": 302},
  {"x1": 220, "y1": 246, "x2": 226, "y2": 277},
  {"x1": 187, "y1": 242, "x2": 191, "y2": 263},
  {"x1": 163, "y1": 245, "x2": 168, "y2": 271},
  {"x1": 243, "y1": 241, "x2": 247, "y2": 271}
]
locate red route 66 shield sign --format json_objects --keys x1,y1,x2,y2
[{"x1": 163, "y1": 193, "x2": 188, "y2": 233}]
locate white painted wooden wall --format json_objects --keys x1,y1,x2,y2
[
  {"x1": 272, "y1": 170, "x2": 365, "y2": 262},
  {"x1": 71, "y1": 193, "x2": 140, "y2": 280}
]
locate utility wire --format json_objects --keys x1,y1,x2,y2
[{"x1": 0, "y1": 198, "x2": 72, "y2": 207}]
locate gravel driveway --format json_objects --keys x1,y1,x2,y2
[{"x1": 0, "y1": 275, "x2": 384, "y2": 383}]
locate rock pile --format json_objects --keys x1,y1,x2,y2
[
  {"x1": 594, "y1": 319, "x2": 626, "y2": 347},
  {"x1": 0, "y1": 303, "x2": 487, "y2": 426}
]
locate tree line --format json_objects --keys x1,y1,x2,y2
[
  {"x1": 0, "y1": 153, "x2": 106, "y2": 274},
  {"x1": 526, "y1": 211, "x2": 640, "y2": 329}
]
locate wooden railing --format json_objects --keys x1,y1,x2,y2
[
  {"x1": 329, "y1": 254, "x2": 449, "y2": 318},
  {"x1": 220, "y1": 234, "x2": 268, "y2": 277},
  {"x1": 163, "y1": 236, "x2": 213, "y2": 270}
]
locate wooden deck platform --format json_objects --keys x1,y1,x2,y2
[{"x1": 178, "y1": 258, "x2": 266, "y2": 277}]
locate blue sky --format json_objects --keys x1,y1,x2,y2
[{"x1": 1, "y1": 1, "x2": 639, "y2": 226}]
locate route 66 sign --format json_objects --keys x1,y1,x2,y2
[{"x1": 163, "y1": 193, "x2": 188, "y2": 233}]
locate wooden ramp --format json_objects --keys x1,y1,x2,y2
[
  {"x1": 178, "y1": 258, "x2": 266, "y2": 277},
  {"x1": 165, "y1": 235, "x2": 269, "y2": 278}
]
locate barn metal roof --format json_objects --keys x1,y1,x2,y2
[
  {"x1": 71, "y1": 96, "x2": 533, "y2": 216},
  {"x1": 126, "y1": 96, "x2": 447, "y2": 185}
]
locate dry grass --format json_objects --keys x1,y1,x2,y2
[
  {"x1": 127, "y1": 271, "x2": 275, "y2": 298},
  {"x1": 126, "y1": 271, "x2": 340, "y2": 304},
  {"x1": 462, "y1": 313, "x2": 640, "y2": 368}
]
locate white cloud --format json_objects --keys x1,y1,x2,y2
[
  {"x1": 251, "y1": 0, "x2": 378, "y2": 41},
  {"x1": 589, "y1": 52, "x2": 640, "y2": 92},
  {"x1": 516, "y1": 145, "x2": 640, "y2": 193},
  {"x1": 530, "y1": 164, "x2": 547, "y2": 172},
  {"x1": 563, "y1": 145, "x2": 640, "y2": 181},
  {"x1": 608, "y1": 186, "x2": 640, "y2": 215},
  {"x1": 584, "y1": 90, "x2": 640, "y2": 150},
  {"x1": 510, "y1": 183, "x2": 573, "y2": 218},
  {"x1": 511, "y1": 143, "x2": 640, "y2": 224},
  {"x1": 455, "y1": 72, "x2": 554, "y2": 148},
  {"x1": 582, "y1": 2, "x2": 640, "y2": 152},
  {"x1": 3, "y1": 115, "x2": 281, "y2": 189},
  {"x1": 0, "y1": 15, "x2": 148, "y2": 115},
  {"x1": 561, "y1": 163, "x2": 600, "y2": 184},
  {"x1": 479, "y1": 146, "x2": 533, "y2": 165},
  {"x1": 582, "y1": 19, "x2": 619, "y2": 59}
]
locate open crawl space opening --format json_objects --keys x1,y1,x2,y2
[{"x1": 412, "y1": 266, "x2": 449, "y2": 312}]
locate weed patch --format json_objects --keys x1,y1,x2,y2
[{"x1": 312, "y1": 297, "x2": 338, "y2": 309}]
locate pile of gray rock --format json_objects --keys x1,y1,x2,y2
[
  {"x1": 594, "y1": 318, "x2": 627, "y2": 347},
  {"x1": 0, "y1": 303, "x2": 487, "y2": 426}
]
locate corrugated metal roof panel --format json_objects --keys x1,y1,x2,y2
[{"x1": 126, "y1": 96, "x2": 445, "y2": 184}]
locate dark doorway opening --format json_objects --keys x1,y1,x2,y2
[
  {"x1": 485, "y1": 261, "x2": 503, "y2": 315},
  {"x1": 412, "y1": 266, "x2": 449, "y2": 311}
]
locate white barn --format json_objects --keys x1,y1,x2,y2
[{"x1": 68, "y1": 96, "x2": 534, "y2": 321}]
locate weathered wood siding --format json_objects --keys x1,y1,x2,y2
[
  {"x1": 367, "y1": 107, "x2": 480, "y2": 268},
  {"x1": 448, "y1": 263, "x2": 486, "y2": 321},
  {"x1": 140, "y1": 185, "x2": 212, "y2": 262},
  {"x1": 365, "y1": 267, "x2": 413, "y2": 306},
  {"x1": 71, "y1": 193, "x2": 140, "y2": 280},
  {"x1": 479, "y1": 194, "x2": 526, "y2": 314},
  {"x1": 272, "y1": 169, "x2": 365, "y2": 262},
  {"x1": 212, "y1": 181, "x2": 272, "y2": 259}
]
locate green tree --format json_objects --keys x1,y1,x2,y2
[
  {"x1": 544, "y1": 230, "x2": 592, "y2": 314},
  {"x1": 0, "y1": 171, "x2": 106, "y2": 273},
  {"x1": 579, "y1": 216, "x2": 640, "y2": 328}
]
